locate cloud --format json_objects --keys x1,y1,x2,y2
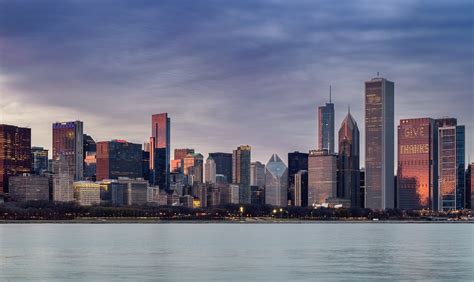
[{"x1": 0, "y1": 0, "x2": 473, "y2": 164}]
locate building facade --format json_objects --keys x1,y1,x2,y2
[
  {"x1": 52, "y1": 121, "x2": 84, "y2": 181},
  {"x1": 308, "y1": 149, "x2": 337, "y2": 206},
  {"x1": 9, "y1": 174, "x2": 49, "y2": 202},
  {"x1": 397, "y1": 118, "x2": 437, "y2": 210},
  {"x1": 0, "y1": 124, "x2": 32, "y2": 194},
  {"x1": 265, "y1": 154, "x2": 288, "y2": 207},
  {"x1": 73, "y1": 181, "x2": 101, "y2": 206},
  {"x1": 209, "y1": 152, "x2": 233, "y2": 184},
  {"x1": 204, "y1": 156, "x2": 216, "y2": 184},
  {"x1": 294, "y1": 170, "x2": 308, "y2": 207},
  {"x1": 31, "y1": 147, "x2": 49, "y2": 175},
  {"x1": 52, "y1": 155, "x2": 74, "y2": 202},
  {"x1": 338, "y1": 111, "x2": 360, "y2": 207},
  {"x1": 232, "y1": 145, "x2": 251, "y2": 204},
  {"x1": 96, "y1": 140, "x2": 142, "y2": 181},
  {"x1": 150, "y1": 113, "x2": 170, "y2": 190},
  {"x1": 467, "y1": 163, "x2": 473, "y2": 209},
  {"x1": 365, "y1": 77, "x2": 395, "y2": 210},
  {"x1": 318, "y1": 90, "x2": 335, "y2": 154},
  {"x1": 288, "y1": 151, "x2": 308, "y2": 205},
  {"x1": 437, "y1": 118, "x2": 465, "y2": 211},
  {"x1": 250, "y1": 161, "x2": 265, "y2": 187}
]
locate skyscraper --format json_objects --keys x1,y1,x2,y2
[
  {"x1": 83, "y1": 134, "x2": 96, "y2": 180},
  {"x1": 183, "y1": 153, "x2": 204, "y2": 185},
  {"x1": 96, "y1": 140, "x2": 142, "y2": 181},
  {"x1": 250, "y1": 161, "x2": 265, "y2": 187},
  {"x1": 397, "y1": 118, "x2": 437, "y2": 210},
  {"x1": 288, "y1": 151, "x2": 308, "y2": 205},
  {"x1": 52, "y1": 121, "x2": 84, "y2": 181},
  {"x1": 0, "y1": 124, "x2": 32, "y2": 194},
  {"x1": 172, "y1": 148, "x2": 195, "y2": 172},
  {"x1": 209, "y1": 152, "x2": 233, "y2": 183},
  {"x1": 437, "y1": 118, "x2": 465, "y2": 211},
  {"x1": 150, "y1": 113, "x2": 170, "y2": 190},
  {"x1": 294, "y1": 170, "x2": 308, "y2": 207},
  {"x1": 204, "y1": 156, "x2": 216, "y2": 184},
  {"x1": 53, "y1": 155, "x2": 74, "y2": 202},
  {"x1": 233, "y1": 145, "x2": 251, "y2": 204},
  {"x1": 265, "y1": 154, "x2": 288, "y2": 207},
  {"x1": 31, "y1": 146, "x2": 49, "y2": 175},
  {"x1": 318, "y1": 86, "x2": 335, "y2": 154},
  {"x1": 308, "y1": 149, "x2": 337, "y2": 206},
  {"x1": 466, "y1": 163, "x2": 473, "y2": 210},
  {"x1": 365, "y1": 77, "x2": 395, "y2": 210},
  {"x1": 337, "y1": 109, "x2": 360, "y2": 207}
]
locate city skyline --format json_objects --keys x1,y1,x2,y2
[{"x1": 0, "y1": 1, "x2": 473, "y2": 165}]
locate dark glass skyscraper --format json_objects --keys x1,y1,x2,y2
[
  {"x1": 318, "y1": 87, "x2": 335, "y2": 154},
  {"x1": 397, "y1": 118, "x2": 437, "y2": 210},
  {"x1": 288, "y1": 151, "x2": 308, "y2": 205},
  {"x1": 437, "y1": 118, "x2": 465, "y2": 211},
  {"x1": 232, "y1": 145, "x2": 251, "y2": 204},
  {"x1": 52, "y1": 121, "x2": 84, "y2": 181},
  {"x1": 209, "y1": 152, "x2": 233, "y2": 184},
  {"x1": 337, "y1": 110, "x2": 360, "y2": 207},
  {"x1": 365, "y1": 77, "x2": 395, "y2": 210},
  {"x1": 0, "y1": 124, "x2": 32, "y2": 194},
  {"x1": 31, "y1": 146, "x2": 49, "y2": 175},
  {"x1": 96, "y1": 140, "x2": 142, "y2": 181},
  {"x1": 150, "y1": 113, "x2": 170, "y2": 190}
]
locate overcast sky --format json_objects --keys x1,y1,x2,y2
[{"x1": 1, "y1": 0, "x2": 473, "y2": 166}]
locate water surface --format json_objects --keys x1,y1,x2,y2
[{"x1": 0, "y1": 223, "x2": 472, "y2": 281}]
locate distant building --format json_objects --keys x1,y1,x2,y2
[
  {"x1": 265, "y1": 154, "x2": 288, "y2": 207},
  {"x1": 209, "y1": 152, "x2": 233, "y2": 184},
  {"x1": 96, "y1": 140, "x2": 142, "y2": 181},
  {"x1": 288, "y1": 152, "x2": 308, "y2": 205},
  {"x1": 294, "y1": 170, "x2": 308, "y2": 207},
  {"x1": 318, "y1": 87, "x2": 335, "y2": 154},
  {"x1": 52, "y1": 121, "x2": 83, "y2": 181},
  {"x1": 31, "y1": 147, "x2": 49, "y2": 175},
  {"x1": 233, "y1": 145, "x2": 251, "y2": 204},
  {"x1": 205, "y1": 156, "x2": 216, "y2": 184},
  {"x1": 150, "y1": 113, "x2": 170, "y2": 190},
  {"x1": 437, "y1": 118, "x2": 465, "y2": 211},
  {"x1": 308, "y1": 149, "x2": 337, "y2": 206},
  {"x1": 365, "y1": 77, "x2": 395, "y2": 210},
  {"x1": 466, "y1": 163, "x2": 473, "y2": 209},
  {"x1": 9, "y1": 174, "x2": 49, "y2": 202},
  {"x1": 83, "y1": 134, "x2": 96, "y2": 180},
  {"x1": 73, "y1": 181, "x2": 100, "y2": 206},
  {"x1": 52, "y1": 155, "x2": 74, "y2": 202},
  {"x1": 111, "y1": 178, "x2": 148, "y2": 206},
  {"x1": 183, "y1": 153, "x2": 204, "y2": 185},
  {"x1": 397, "y1": 118, "x2": 437, "y2": 210},
  {"x1": 220, "y1": 184, "x2": 240, "y2": 204},
  {"x1": 338, "y1": 110, "x2": 360, "y2": 208},
  {"x1": 250, "y1": 161, "x2": 265, "y2": 187},
  {"x1": 251, "y1": 185, "x2": 265, "y2": 205},
  {"x1": 0, "y1": 124, "x2": 32, "y2": 194},
  {"x1": 360, "y1": 169, "x2": 365, "y2": 208},
  {"x1": 180, "y1": 195, "x2": 194, "y2": 208}
]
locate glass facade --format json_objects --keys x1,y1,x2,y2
[
  {"x1": 365, "y1": 78, "x2": 394, "y2": 210},
  {"x1": 209, "y1": 153, "x2": 233, "y2": 184},
  {"x1": 318, "y1": 102, "x2": 335, "y2": 154},
  {"x1": 52, "y1": 121, "x2": 84, "y2": 181},
  {"x1": 437, "y1": 118, "x2": 465, "y2": 211},
  {"x1": 397, "y1": 118, "x2": 437, "y2": 210},
  {"x1": 31, "y1": 146, "x2": 49, "y2": 175},
  {"x1": 288, "y1": 151, "x2": 308, "y2": 206},
  {"x1": 96, "y1": 140, "x2": 142, "y2": 181},
  {"x1": 337, "y1": 112, "x2": 360, "y2": 208},
  {"x1": 264, "y1": 154, "x2": 288, "y2": 207},
  {"x1": 250, "y1": 161, "x2": 265, "y2": 187},
  {"x1": 151, "y1": 113, "x2": 170, "y2": 190},
  {"x1": 0, "y1": 124, "x2": 32, "y2": 194},
  {"x1": 232, "y1": 145, "x2": 251, "y2": 204}
]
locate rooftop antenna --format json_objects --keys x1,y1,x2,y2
[{"x1": 329, "y1": 85, "x2": 332, "y2": 103}]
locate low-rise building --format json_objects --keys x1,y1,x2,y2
[
  {"x1": 9, "y1": 174, "x2": 49, "y2": 202},
  {"x1": 73, "y1": 181, "x2": 100, "y2": 206}
]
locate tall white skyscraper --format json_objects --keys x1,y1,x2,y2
[{"x1": 205, "y1": 156, "x2": 216, "y2": 184}]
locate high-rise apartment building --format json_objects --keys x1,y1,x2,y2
[
  {"x1": 265, "y1": 154, "x2": 288, "y2": 207},
  {"x1": 365, "y1": 77, "x2": 395, "y2": 210},
  {"x1": 150, "y1": 113, "x2": 170, "y2": 190},
  {"x1": 96, "y1": 140, "x2": 142, "y2": 181},
  {"x1": 308, "y1": 149, "x2": 337, "y2": 206},
  {"x1": 232, "y1": 145, "x2": 251, "y2": 204},
  {"x1": 250, "y1": 161, "x2": 265, "y2": 187},
  {"x1": 318, "y1": 87, "x2": 335, "y2": 154},
  {"x1": 52, "y1": 121, "x2": 83, "y2": 181},
  {"x1": 205, "y1": 156, "x2": 216, "y2": 184},
  {"x1": 338, "y1": 110, "x2": 360, "y2": 207},
  {"x1": 437, "y1": 118, "x2": 465, "y2": 211},
  {"x1": 0, "y1": 124, "x2": 32, "y2": 194},
  {"x1": 397, "y1": 118, "x2": 437, "y2": 210}
]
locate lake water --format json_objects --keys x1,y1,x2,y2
[{"x1": 0, "y1": 223, "x2": 472, "y2": 281}]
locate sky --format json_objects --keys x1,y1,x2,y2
[{"x1": 0, "y1": 0, "x2": 473, "y2": 166}]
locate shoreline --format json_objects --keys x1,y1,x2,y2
[{"x1": 1, "y1": 218, "x2": 472, "y2": 224}]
